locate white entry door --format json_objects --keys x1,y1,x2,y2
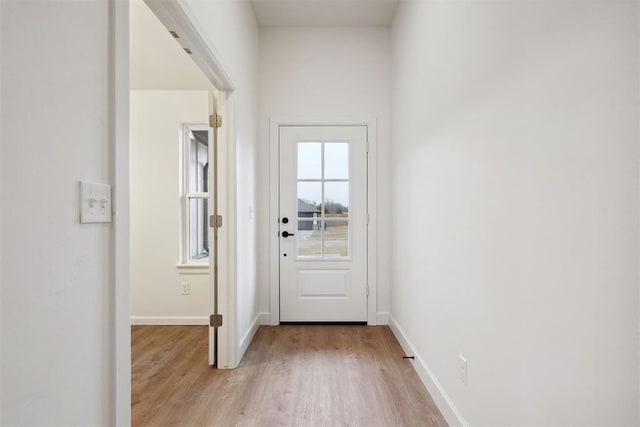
[{"x1": 279, "y1": 125, "x2": 368, "y2": 322}]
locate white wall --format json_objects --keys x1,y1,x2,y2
[
  {"x1": 130, "y1": 0, "x2": 212, "y2": 90},
  {"x1": 1, "y1": 0, "x2": 114, "y2": 424},
  {"x1": 258, "y1": 27, "x2": 392, "y2": 321},
  {"x1": 0, "y1": 1, "x2": 3, "y2": 420},
  {"x1": 0, "y1": 1, "x2": 4, "y2": 420},
  {"x1": 130, "y1": 91, "x2": 211, "y2": 324},
  {"x1": 390, "y1": 0, "x2": 639, "y2": 424},
  {"x1": 179, "y1": 1, "x2": 261, "y2": 361}
]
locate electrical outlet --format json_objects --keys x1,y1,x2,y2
[
  {"x1": 458, "y1": 354, "x2": 468, "y2": 385},
  {"x1": 181, "y1": 282, "x2": 189, "y2": 295}
]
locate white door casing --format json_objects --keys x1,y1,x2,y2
[
  {"x1": 279, "y1": 125, "x2": 368, "y2": 322},
  {"x1": 208, "y1": 91, "x2": 219, "y2": 365}
]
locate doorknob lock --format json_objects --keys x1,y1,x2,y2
[{"x1": 282, "y1": 231, "x2": 295, "y2": 238}]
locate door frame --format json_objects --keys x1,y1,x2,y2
[
  {"x1": 114, "y1": 1, "x2": 239, "y2": 424},
  {"x1": 269, "y1": 118, "x2": 378, "y2": 326}
]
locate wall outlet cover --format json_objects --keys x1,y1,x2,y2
[{"x1": 181, "y1": 282, "x2": 190, "y2": 295}]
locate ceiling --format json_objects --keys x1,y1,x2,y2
[
  {"x1": 130, "y1": 0, "x2": 213, "y2": 90},
  {"x1": 251, "y1": 0, "x2": 400, "y2": 27}
]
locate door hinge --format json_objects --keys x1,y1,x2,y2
[
  {"x1": 209, "y1": 114, "x2": 222, "y2": 128},
  {"x1": 209, "y1": 214, "x2": 223, "y2": 228},
  {"x1": 366, "y1": 284, "x2": 370, "y2": 297},
  {"x1": 366, "y1": 141, "x2": 369, "y2": 153},
  {"x1": 209, "y1": 314, "x2": 223, "y2": 327}
]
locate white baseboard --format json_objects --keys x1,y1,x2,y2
[
  {"x1": 239, "y1": 312, "x2": 269, "y2": 361},
  {"x1": 388, "y1": 314, "x2": 468, "y2": 427},
  {"x1": 376, "y1": 312, "x2": 389, "y2": 325},
  {"x1": 258, "y1": 312, "x2": 271, "y2": 325},
  {"x1": 131, "y1": 316, "x2": 209, "y2": 325}
]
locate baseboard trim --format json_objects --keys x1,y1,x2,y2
[
  {"x1": 388, "y1": 314, "x2": 468, "y2": 426},
  {"x1": 258, "y1": 312, "x2": 270, "y2": 325},
  {"x1": 239, "y1": 312, "x2": 268, "y2": 360},
  {"x1": 376, "y1": 312, "x2": 389, "y2": 325},
  {"x1": 130, "y1": 316, "x2": 208, "y2": 325}
]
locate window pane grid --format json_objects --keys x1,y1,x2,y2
[
  {"x1": 297, "y1": 141, "x2": 350, "y2": 259},
  {"x1": 182, "y1": 124, "x2": 209, "y2": 264},
  {"x1": 188, "y1": 198, "x2": 209, "y2": 261}
]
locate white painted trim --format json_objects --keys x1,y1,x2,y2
[
  {"x1": 269, "y1": 120, "x2": 280, "y2": 325},
  {"x1": 131, "y1": 316, "x2": 209, "y2": 325},
  {"x1": 180, "y1": 122, "x2": 210, "y2": 266},
  {"x1": 365, "y1": 120, "x2": 378, "y2": 326},
  {"x1": 176, "y1": 264, "x2": 209, "y2": 274},
  {"x1": 238, "y1": 313, "x2": 261, "y2": 361},
  {"x1": 269, "y1": 117, "x2": 378, "y2": 325},
  {"x1": 216, "y1": 90, "x2": 239, "y2": 370},
  {"x1": 388, "y1": 315, "x2": 468, "y2": 427},
  {"x1": 259, "y1": 312, "x2": 271, "y2": 325},
  {"x1": 207, "y1": 91, "x2": 219, "y2": 366},
  {"x1": 143, "y1": 0, "x2": 234, "y2": 92},
  {"x1": 376, "y1": 312, "x2": 389, "y2": 325},
  {"x1": 237, "y1": 312, "x2": 270, "y2": 362},
  {"x1": 112, "y1": 0, "x2": 130, "y2": 425}
]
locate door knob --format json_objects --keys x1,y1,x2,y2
[{"x1": 282, "y1": 231, "x2": 295, "y2": 238}]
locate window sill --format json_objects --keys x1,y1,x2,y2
[{"x1": 176, "y1": 263, "x2": 209, "y2": 275}]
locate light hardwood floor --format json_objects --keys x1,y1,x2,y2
[{"x1": 132, "y1": 325, "x2": 448, "y2": 427}]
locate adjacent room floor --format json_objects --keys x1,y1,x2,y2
[{"x1": 132, "y1": 325, "x2": 448, "y2": 426}]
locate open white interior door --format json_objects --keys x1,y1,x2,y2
[{"x1": 208, "y1": 91, "x2": 221, "y2": 366}]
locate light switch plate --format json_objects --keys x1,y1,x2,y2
[
  {"x1": 458, "y1": 354, "x2": 468, "y2": 385},
  {"x1": 80, "y1": 181, "x2": 112, "y2": 224}
]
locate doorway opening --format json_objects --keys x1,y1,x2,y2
[
  {"x1": 269, "y1": 120, "x2": 379, "y2": 326},
  {"x1": 128, "y1": 0, "x2": 237, "y2": 378},
  {"x1": 118, "y1": 1, "x2": 238, "y2": 419}
]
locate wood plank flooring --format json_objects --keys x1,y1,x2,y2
[{"x1": 132, "y1": 325, "x2": 448, "y2": 427}]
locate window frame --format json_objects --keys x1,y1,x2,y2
[{"x1": 180, "y1": 123, "x2": 210, "y2": 266}]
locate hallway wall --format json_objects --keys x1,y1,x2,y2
[
  {"x1": 390, "y1": 0, "x2": 639, "y2": 424},
  {"x1": 1, "y1": 0, "x2": 115, "y2": 424},
  {"x1": 258, "y1": 27, "x2": 392, "y2": 321},
  {"x1": 0, "y1": 1, "x2": 4, "y2": 419}
]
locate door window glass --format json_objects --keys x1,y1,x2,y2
[
  {"x1": 297, "y1": 142, "x2": 322, "y2": 179},
  {"x1": 323, "y1": 220, "x2": 349, "y2": 257},
  {"x1": 324, "y1": 182, "x2": 349, "y2": 218},
  {"x1": 297, "y1": 182, "x2": 322, "y2": 214},
  {"x1": 297, "y1": 220, "x2": 322, "y2": 257},
  {"x1": 296, "y1": 141, "x2": 350, "y2": 258},
  {"x1": 324, "y1": 143, "x2": 349, "y2": 179}
]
